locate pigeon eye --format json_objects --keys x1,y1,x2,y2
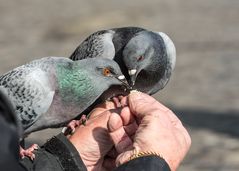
[
  {"x1": 103, "y1": 68, "x2": 111, "y2": 76},
  {"x1": 137, "y1": 56, "x2": 144, "y2": 61}
]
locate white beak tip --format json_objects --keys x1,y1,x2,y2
[
  {"x1": 128, "y1": 69, "x2": 137, "y2": 76},
  {"x1": 118, "y1": 75, "x2": 125, "y2": 80}
]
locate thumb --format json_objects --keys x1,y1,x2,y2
[
  {"x1": 128, "y1": 91, "x2": 165, "y2": 118},
  {"x1": 108, "y1": 113, "x2": 133, "y2": 154},
  {"x1": 115, "y1": 150, "x2": 134, "y2": 167}
]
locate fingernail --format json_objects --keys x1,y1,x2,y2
[
  {"x1": 129, "y1": 91, "x2": 142, "y2": 100},
  {"x1": 129, "y1": 90, "x2": 141, "y2": 96},
  {"x1": 130, "y1": 90, "x2": 139, "y2": 94}
]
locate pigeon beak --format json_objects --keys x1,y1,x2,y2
[
  {"x1": 118, "y1": 75, "x2": 126, "y2": 80},
  {"x1": 116, "y1": 75, "x2": 131, "y2": 90},
  {"x1": 128, "y1": 69, "x2": 137, "y2": 86},
  {"x1": 128, "y1": 69, "x2": 137, "y2": 76}
]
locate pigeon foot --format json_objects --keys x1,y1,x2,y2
[
  {"x1": 62, "y1": 115, "x2": 87, "y2": 135},
  {"x1": 20, "y1": 144, "x2": 39, "y2": 160}
]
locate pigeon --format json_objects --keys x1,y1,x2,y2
[
  {"x1": 0, "y1": 57, "x2": 127, "y2": 135},
  {"x1": 70, "y1": 26, "x2": 176, "y2": 95}
]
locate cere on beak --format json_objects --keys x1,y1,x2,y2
[{"x1": 116, "y1": 75, "x2": 132, "y2": 90}]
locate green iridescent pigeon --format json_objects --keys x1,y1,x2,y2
[{"x1": 0, "y1": 57, "x2": 126, "y2": 135}]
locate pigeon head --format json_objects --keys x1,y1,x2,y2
[
  {"x1": 73, "y1": 58, "x2": 129, "y2": 90},
  {"x1": 122, "y1": 31, "x2": 176, "y2": 89},
  {"x1": 55, "y1": 57, "x2": 129, "y2": 112}
]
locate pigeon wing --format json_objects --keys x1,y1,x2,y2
[
  {"x1": 70, "y1": 30, "x2": 115, "y2": 60},
  {"x1": 0, "y1": 67, "x2": 55, "y2": 130}
]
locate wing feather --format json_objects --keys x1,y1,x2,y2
[{"x1": 0, "y1": 66, "x2": 55, "y2": 129}]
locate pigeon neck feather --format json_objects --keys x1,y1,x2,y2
[{"x1": 56, "y1": 65, "x2": 94, "y2": 103}]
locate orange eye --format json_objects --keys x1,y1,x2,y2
[{"x1": 103, "y1": 68, "x2": 111, "y2": 76}]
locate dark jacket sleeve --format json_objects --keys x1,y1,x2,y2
[
  {"x1": 0, "y1": 91, "x2": 26, "y2": 171},
  {"x1": 0, "y1": 90, "x2": 87, "y2": 171},
  {"x1": 114, "y1": 155, "x2": 171, "y2": 171},
  {"x1": 0, "y1": 115, "x2": 26, "y2": 171},
  {"x1": 20, "y1": 133, "x2": 87, "y2": 171}
]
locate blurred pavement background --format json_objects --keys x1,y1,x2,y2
[{"x1": 0, "y1": 0, "x2": 239, "y2": 170}]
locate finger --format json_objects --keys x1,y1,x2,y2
[
  {"x1": 128, "y1": 92, "x2": 169, "y2": 118},
  {"x1": 108, "y1": 113, "x2": 133, "y2": 153},
  {"x1": 118, "y1": 95, "x2": 124, "y2": 100},
  {"x1": 123, "y1": 121, "x2": 138, "y2": 137},
  {"x1": 108, "y1": 112, "x2": 123, "y2": 132},
  {"x1": 112, "y1": 97, "x2": 122, "y2": 108},
  {"x1": 115, "y1": 150, "x2": 134, "y2": 167},
  {"x1": 109, "y1": 126, "x2": 133, "y2": 153},
  {"x1": 120, "y1": 96, "x2": 128, "y2": 107},
  {"x1": 120, "y1": 107, "x2": 136, "y2": 125},
  {"x1": 107, "y1": 147, "x2": 118, "y2": 158},
  {"x1": 104, "y1": 100, "x2": 117, "y2": 109}
]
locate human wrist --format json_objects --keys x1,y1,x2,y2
[
  {"x1": 129, "y1": 147, "x2": 176, "y2": 171},
  {"x1": 128, "y1": 149, "x2": 163, "y2": 161},
  {"x1": 116, "y1": 155, "x2": 171, "y2": 171}
]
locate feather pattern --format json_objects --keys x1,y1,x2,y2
[
  {"x1": 0, "y1": 57, "x2": 125, "y2": 135},
  {"x1": 70, "y1": 27, "x2": 176, "y2": 95}
]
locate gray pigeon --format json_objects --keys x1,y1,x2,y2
[
  {"x1": 70, "y1": 27, "x2": 176, "y2": 95},
  {"x1": 0, "y1": 57, "x2": 127, "y2": 135}
]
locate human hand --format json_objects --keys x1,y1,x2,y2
[
  {"x1": 69, "y1": 101, "x2": 118, "y2": 171},
  {"x1": 108, "y1": 92, "x2": 191, "y2": 171}
]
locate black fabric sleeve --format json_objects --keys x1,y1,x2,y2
[
  {"x1": 114, "y1": 155, "x2": 171, "y2": 171},
  {"x1": 0, "y1": 116, "x2": 26, "y2": 171},
  {"x1": 20, "y1": 133, "x2": 87, "y2": 171},
  {"x1": 0, "y1": 91, "x2": 26, "y2": 171}
]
